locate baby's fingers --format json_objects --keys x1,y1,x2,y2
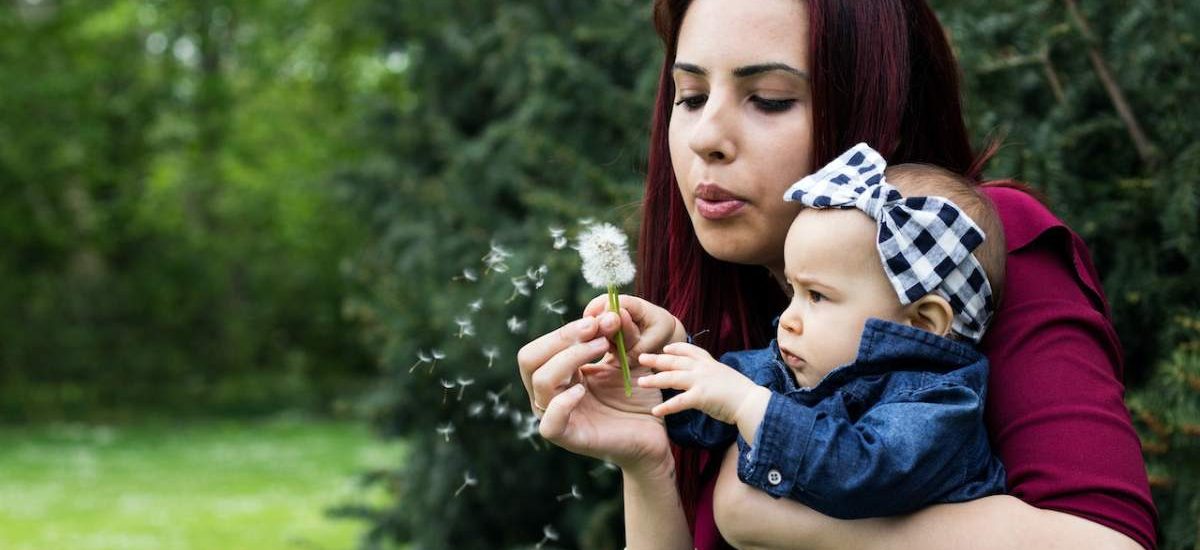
[
  {"x1": 638, "y1": 352, "x2": 694, "y2": 372},
  {"x1": 661, "y1": 342, "x2": 715, "y2": 361},
  {"x1": 636, "y1": 370, "x2": 692, "y2": 391},
  {"x1": 650, "y1": 391, "x2": 696, "y2": 417}
]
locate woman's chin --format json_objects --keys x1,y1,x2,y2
[{"x1": 694, "y1": 233, "x2": 775, "y2": 267}]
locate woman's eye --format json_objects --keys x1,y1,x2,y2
[
  {"x1": 751, "y1": 95, "x2": 797, "y2": 113},
  {"x1": 674, "y1": 94, "x2": 707, "y2": 111}
]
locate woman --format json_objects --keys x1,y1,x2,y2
[{"x1": 517, "y1": 0, "x2": 1157, "y2": 548}]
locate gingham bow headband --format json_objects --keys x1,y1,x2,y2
[{"x1": 783, "y1": 143, "x2": 994, "y2": 342}]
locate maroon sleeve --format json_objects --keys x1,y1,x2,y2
[{"x1": 979, "y1": 185, "x2": 1158, "y2": 549}]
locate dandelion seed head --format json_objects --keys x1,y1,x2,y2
[
  {"x1": 440, "y1": 379, "x2": 455, "y2": 389},
  {"x1": 468, "y1": 299, "x2": 483, "y2": 312},
  {"x1": 577, "y1": 222, "x2": 635, "y2": 288},
  {"x1": 417, "y1": 350, "x2": 432, "y2": 362},
  {"x1": 431, "y1": 349, "x2": 446, "y2": 360}
]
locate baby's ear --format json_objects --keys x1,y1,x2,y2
[{"x1": 904, "y1": 295, "x2": 954, "y2": 337}]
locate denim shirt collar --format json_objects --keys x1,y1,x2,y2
[{"x1": 768, "y1": 317, "x2": 983, "y2": 398}]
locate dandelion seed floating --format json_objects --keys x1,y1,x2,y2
[
  {"x1": 549, "y1": 226, "x2": 568, "y2": 250},
  {"x1": 535, "y1": 525, "x2": 560, "y2": 549},
  {"x1": 454, "y1": 471, "x2": 478, "y2": 498},
  {"x1": 541, "y1": 299, "x2": 567, "y2": 316},
  {"x1": 440, "y1": 379, "x2": 456, "y2": 404},
  {"x1": 454, "y1": 268, "x2": 479, "y2": 283},
  {"x1": 576, "y1": 222, "x2": 636, "y2": 397},
  {"x1": 482, "y1": 346, "x2": 499, "y2": 368},
  {"x1": 482, "y1": 242, "x2": 511, "y2": 274},
  {"x1": 468, "y1": 299, "x2": 484, "y2": 312},
  {"x1": 556, "y1": 484, "x2": 583, "y2": 502},
  {"x1": 506, "y1": 277, "x2": 531, "y2": 303},
  {"x1": 455, "y1": 377, "x2": 475, "y2": 401},
  {"x1": 409, "y1": 350, "x2": 433, "y2": 373},
  {"x1": 454, "y1": 316, "x2": 475, "y2": 339},
  {"x1": 589, "y1": 461, "x2": 620, "y2": 477},
  {"x1": 526, "y1": 265, "x2": 548, "y2": 290},
  {"x1": 467, "y1": 402, "x2": 485, "y2": 417},
  {"x1": 428, "y1": 349, "x2": 446, "y2": 373},
  {"x1": 436, "y1": 423, "x2": 455, "y2": 443},
  {"x1": 506, "y1": 316, "x2": 526, "y2": 334}
]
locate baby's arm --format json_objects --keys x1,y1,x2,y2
[
  {"x1": 733, "y1": 383, "x2": 1004, "y2": 519},
  {"x1": 637, "y1": 342, "x2": 773, "y2": 447}
]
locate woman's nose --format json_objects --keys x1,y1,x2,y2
[{"x1": 688, "y1": 94, "x2": 737, "y2": 163}]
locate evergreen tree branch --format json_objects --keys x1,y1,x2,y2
[{"x1": 1062, "y1": 0, "x2": 1158, "y2": 167}]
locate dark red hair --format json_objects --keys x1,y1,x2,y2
[{"x1": 641, "y1": 0, "x2": 992, "y2": 532}]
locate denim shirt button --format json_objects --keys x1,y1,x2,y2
[{"x1": 767, "y1": 469, "x2": 783, "y2": 486}]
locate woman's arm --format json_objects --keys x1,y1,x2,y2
[
  {"x1": 712, "y1": 446, "x2": 1143, "y2": 550},
  {"x1": 623, "y1": 457, "x2": 694, "y2": 550}
]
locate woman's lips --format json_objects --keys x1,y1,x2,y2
[
  {"x1": 696, "y1": 198, "x2": 746, "y2": 219},
  {"x1": 694, "y1": 183, "x2": 746, "y2": 220}
]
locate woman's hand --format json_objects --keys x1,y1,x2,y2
[{"x1": 516, "y1": 295, "x2": 684, "y2": 474}]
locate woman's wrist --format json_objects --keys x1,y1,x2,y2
[{"x1": 618, "y1": 446, "x2": 677, "y2": 482}]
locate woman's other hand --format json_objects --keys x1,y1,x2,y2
[{"x1": 517, "y1": 309, "x2": 673, "y2": 474}]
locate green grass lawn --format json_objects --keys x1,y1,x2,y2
[{"x1": 0, "y1": 416, "x2": 404, "y2": 550}]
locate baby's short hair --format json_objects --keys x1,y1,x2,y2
[{"x1": 883, "y1": 164, "x2": 1007, "y2": 310}]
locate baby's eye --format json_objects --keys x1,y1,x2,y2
[
  {"x1": 674, "y1": 94, "x2": 707, "y2": 111},
  {"x1": 808, "y1": 290, "x2": 826, "y2": 303}
]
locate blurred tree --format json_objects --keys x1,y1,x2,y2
[{"x1": 0, "y1": 0, "x2": 374, "y2": 419}]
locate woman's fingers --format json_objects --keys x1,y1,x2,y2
[
  {"x1": 529, "y1": 336, "x2": 608, "y2": 410},
  {"x1": 538, "y1": 383, "x2": 587, "y2": 440},
  {"x1": 517, "y1": 317, "x2": 602, "y2": 411}
]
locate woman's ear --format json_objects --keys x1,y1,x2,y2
[{"x1": 904, "y1": 295, "x2": 954, "y2": 337}]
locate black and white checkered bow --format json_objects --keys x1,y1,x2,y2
[{"x1": 783, "y1": 143, "x2": 994, "y2": 342}]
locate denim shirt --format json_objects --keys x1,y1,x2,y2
[{"x1": 665, "y1": 318, "x2": 1006, "y2": 519}]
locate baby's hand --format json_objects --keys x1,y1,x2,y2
[{"x1": 637, "y1": 342, "x2": 760, "y2": 425}]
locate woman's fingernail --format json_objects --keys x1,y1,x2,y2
[
  {"x1": 571, "y1": 383, "x2": 585, "y2": 396},
  {"x1": 589, "y1": 338, "x2": 608, "y2": 350},
  {"x1": 578, "y1": 317, "x2": 595, "y2": 332}
]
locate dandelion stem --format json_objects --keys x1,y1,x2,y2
[{"x1": 608, "y1": 284, "x2": 632, "y2": 397}]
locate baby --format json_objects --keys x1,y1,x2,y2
[{"x1": 638, "y1": 143, "x2": 1007, "y2": 519}]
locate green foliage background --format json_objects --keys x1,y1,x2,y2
[{"x1": 2, "y1": 0, "x2": 1198, "y2": 548}]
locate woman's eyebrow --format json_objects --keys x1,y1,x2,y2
[
  {"x1": 733, "y1": 63, "x2": 809, "y2": 80},
  {"x1": 672, "y1": 62, "x2": 809, "y2": 81}
]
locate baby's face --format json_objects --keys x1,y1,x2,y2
[{"x1": 777, "y1": 209, "x2": 909, "y2": 388}]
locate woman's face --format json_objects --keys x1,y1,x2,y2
[{"x1": 668, "y1": 0, "x2": 813, "y2": 275}]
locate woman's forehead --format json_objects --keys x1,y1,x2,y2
[{"x1": 675, "y1": 0, "x2": 808, "y2": 69}]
